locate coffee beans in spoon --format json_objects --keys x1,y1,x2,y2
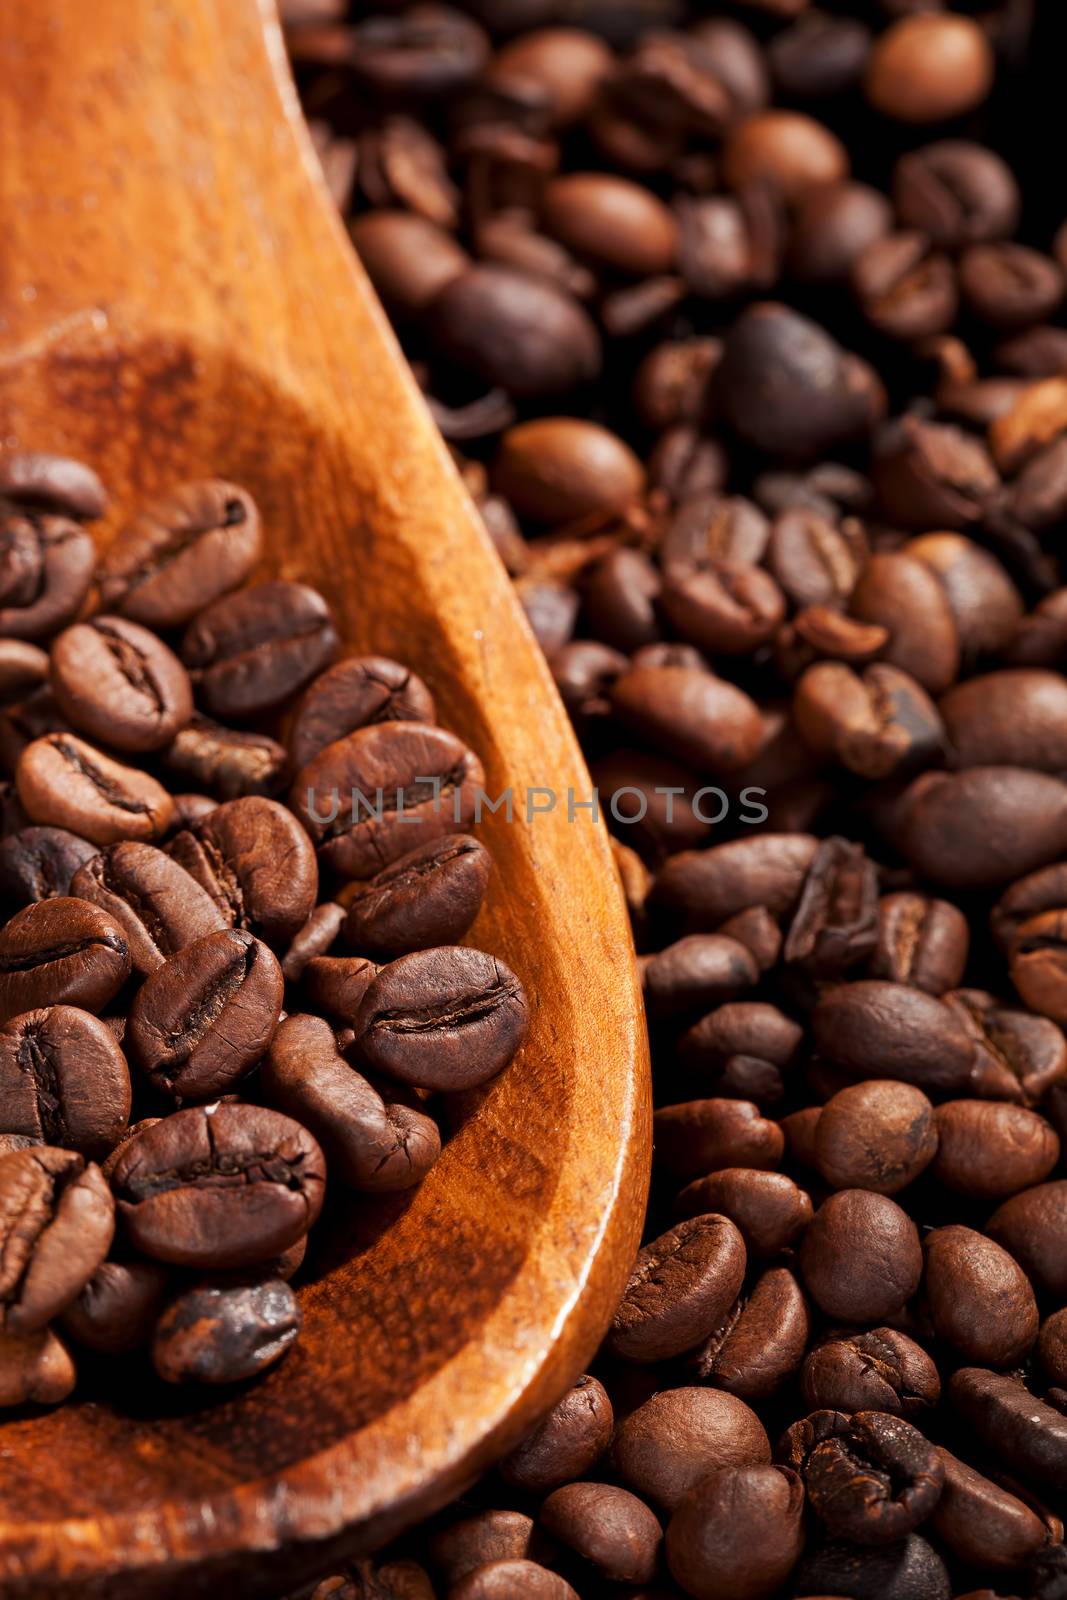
[
  {"x1": 0, "y1": 456, "x2": 525, "y2": 1403},
  {"x1": 285, "y1": 3, "x2": 1067, "y2": 1595}
]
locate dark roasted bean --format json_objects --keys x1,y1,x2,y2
[
  {"x1": 0, "y1": 1005, "x2": 130, "y2": 1156},
  {"x1": 779, "y1": 1410, "x2": 943, "y2": 1545},
  {"x1": 170, "y1": 796, "x2": 318, "y2": 945},
  {"x1": 352, "y1": 946, "x2": 527, "y2": 1091},
  {"x1": 950, "y1": 1367, "x2": 1067, "y2": 1492},
  {"x1": 16, "y1": 733, "x2": 175, "y2": 845},
  {"x1": 264, "y1": 1013, "x2": 439, "y2": 1191},
  {"x1": 0, "y1": 826, "x2": 98, "y2": 908},
  {"x1": 126, "y1": 929, "x2": 284, "y2": 1102},
  {"x1": 288, "y1": 656, "x2": 436, "y2": 771},
  {"x1": 801, "y1": 1328, "x2": 940, "y2": 1419},
  {"x1": 110, "y1": 1104, "x2": 326, "y2": 1270},
  {"x1": 162, "y1": 715, "x2": 288, "y2": 800},
  {"x1": 292, "y1": 721, "x2": 484, "y2": 878},
  {"x1": 0, "y1": 1146, "x2": 114, "y2": 1333},
  {"x1": 500, "y1": 1374, "x2": 613, "y2": 1494},
  {"x1": 0, "y1": 516, "x2": 95, "y2": 641},
  {"x1": 50, "y1": 617, "x2": 192, "y2": 752},
  {"x1": 922, "y1": 1225, "x2": 1038, "y2": 1366},
  {"x1": 181, "y1": 580, "x2": 338, "y2": 720},
  {"x1": 799, "y1": 1189, "x2": 922, "y2": 1323},
  {"x1": 691, "y1": 1266, "x2": 809, "y2": 1402},
  {"x1": 612, "y1": 1385, "x2": 770, "y2": 1514},
  {"x1": 97, "y1": 480, "x2": 261, "y2": 628},
  {"x1": 71, "y1": 841, "x2": 227, "y2": 975},
  {"x1": 343, "y1": 835, "x2": 491, "y2": 958},
  {"x1": 0, "y1": 897, "x2": 131, "y2": 1024},
  {"x1": 665, "y1": 1464, "x2": 804, "y2": 1600},
  {"x1": 608, "y1": 1214, "x2": 746, "y2": 1363},
  {"x1": 152, "y1": 1281, "x2": 302, "y2": 1385},
  {"x1": 60, "y1": 1258, "x2": 169, "y2": 1355},
  {"x1": 0, "y1": 452, "x2": 106, "y2": 522}
]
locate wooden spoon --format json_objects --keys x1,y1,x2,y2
[{"x1": 0, "y1": 2, "x2": 650, "y2": 1594}]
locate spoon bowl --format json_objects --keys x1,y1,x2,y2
[{"x1": 0, "y1": 2, "x2": 650, "y2": 1594}]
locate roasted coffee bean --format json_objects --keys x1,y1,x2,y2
[
  {"x1": 0, "y1": 639, "x2": 49, "y2": 704},
  {"x1": 950, "y1": 1368, "x2": 1067, "y2": 1492},
  {"x1": 793, "y1": 662, "x2": 945, "y2": 781},
  {"x1": 152, "y1": 1281, "x2": 302, "y2": 1385},
  {"x1": 581, "y1": 550, "x2": 661, "y2": 655},
  {"x1": 932, "y1": 1100, "x2": 1058, "y2": 1197},
  {"x1": 794, "y1": 1532, "x2": 951, "y2": 1600},
  {"x1": 660, "y1": 493, "x2": 769, "y2": 578},
  {"x1": 0, "y1": 1005, "x2": 130, "y2": 1156},
  {"x1": 71, "y1": 841, "x2": 227, "y2": 975},
  {"x1": 960, "y1": 242, "x2": 1064, "y2": 331},
  {"x1": 715, "y1": 303, "x2": 873, "y2": 461},
  {"x1": 722, "y1": 110, "x2": 847, "y2": 201},
  {"x1": 665, "y1": 1464, "x2": 805, "y2": 1600},
  {"x1": 692, "y1": 1266, "x2": 809, "y2": 1402},
  {"x1": 515, "y1": 577, "x2": 579, "y2": 653},
  {"x1": 612, "y1": 1386, "x2": 770, "y2": 1514},
  {"x1": 987, "y1": 1180, "x2": 1067, "y2": 1299},
  {"x1": 654, "y1": 1099, "x2": 784, "y2": 1182},
  {"x1": 849, "y1": 552, "x2": 960, "y2": 695},
  {"x1": 0, "y1": 516, "x2": 96, "y2": 641},
  {"x1": 813, "y1": 980, "x2": 975, "y2": 1095},
  {"x1": 162, "y1": 715, "x2": 288, "y2": 801},
  {"x1": 264, "y1": 1013, "x2": 439, "y2": 1191},
  {"x1": 1039, "y1": 1308, "x2": 1067, "y2": 1387},
  {"x1": 873, "y1": 415, "x2": 999, "y2": 532},
  {"x1": 591, "y1": 747, "x2": 711, "y2": 861},
  {"x1": 922, "y1": 1225, "x2": 1038, "y2": 1366},
  {"x1": 608, "y1": 1214, "x2": 746, "y2": 1364},
  {"x1": 16, "y1": 733, "x2": 175, "y2": 845},
  {"x1": 61, "y1": 1257, "x2": 169, "y2": 1355},
  {"x1": 801, "y1": 1328, "x2": 940, "y2": 1419},
  {"x1": 110, "y1": 1104, "x2": 326, "y2": 1270},
  {"x1": 292, "y1": 721, "x2": 484, "y2": 878},
  {"x1": 0, "y1": 687, "x2": 72, "y2": 773},
  {"x1": 765, "y1": 509, "x2": 863, "y2": 611},
  {"x1": 852, "y1": 232, "x2": 958, "y2": 345},
  {"x1": 501, "y1": 1374, "x2": 613, "y2": 1494},
  {"x1": 288, "y1": 656, "x2": 436, "y2": 770},
  {"x1": 643, "y1": 934, "x2": 758, "y2": 1020},
  {"x1": 940, "y1": 985, "x2": 1067, "y2": 1113},
  {"x1": 659, "y1": 561, "x2": 785, "y2": 657},
  {"x1": 49, "y1": 617, "x2": 192, "y2": 753},
  {"x1": 815, "y1": 1081, "x2": 937, "y2": 1196},
  {"x1": 870, "y1": 893, "x2": 969, "y2": 995},
  {"x1": 930, "y1": 1446, "x2": 1050, "y2": 1571},
  {"x1": 428, "y1": 1509, "x2": 549, "y2": 1588},
  {"x1": 127, "y1": 929, "x2": 284, "y2": 1102},
  {"x1": 302, "y1": 955, "x2": 379, "y2": 1025},
  {"x1": 181, "y1": 580, "x2": 338, "y2": 721},
  {"x1": 675, "y1": 1169, "x2": 811, "y2": 1257},
  {"x1": 680, "y1": 1001, "x2": 801, "y2": 1079},
  {"x1": 780, "y1": 1410, "x2": 943, "y2": 1545},
  {"x1": 351, "y1": 210, "x2": 469, "y2": 320},
  {"x1": 0, "y1": 451, "x2": 106, "y2": 522},
  {"x1": 0, "y1": 897, "x2": 131, "y2": 1024},
  {"x1": 0, "y1": 1324, "x2": 76, "y2": 1409},
  {"x1": 0, "y1": 826, "x2": 98, "y2": 907},
  {"x1": 893, "y1": 141, "x2": 1019, "y2": 251},
  {"x1": 800, "y1": 1190, "x2": 922, "y2": 1323},
  {"x1": 169, "y1": 794, "x2": 318, "y2": 947},
  {"x1": 941, "y1": 669, "x2": 1067, "y2": 773},
  {"x1": 343, "y1": 835, "x2": 491, "y2": 958},
  {"x1": 905, "y1": 532, "x2": 1023, "y2": 661},
  {"x1": 653, "y1": 834, "x2": 818, "y2": 930},
  {"x1": 782, "y1": 837, "x2": 878, "y2": 978},
  {"x1": 539, "y1": 1482, "x2": 661, "y2": 1585},
  {"x1": 789, "y1": 182, "x2": 891, "y2": 286},
  {"x1": 281, "y1": 901, "x2": 346, "y2": 982},
  {"x1": 865, "y1": 11, "x2": 993, "y2": 123},
  {"x1": 447, "y1": 1562, "x2": 578, "y2": 1600},
  {"x1": 543, "y1": 171, "x2": 677, "y2": 277},
  {"x1": 352, "y1": 947, "x2": 527, "y2": 1091},
  {"x1": 97, "y1": 480, "x2": 262, "y2": 628},
  {"x1": 0, "y1": 1145, "x2": 114, "y2": 1333},
  {"x1": 427, "y1": 265, "x2": 601, "y2": 399},
  {"x1": 494, "y1": 419, "x2": 644, "y2": 527},
  {"x1": 1008, "y1": 911, "x2": 1067, "y2": 1026},
  {"x1": 550, "y1": 639, "x2": 628, "y2": 720},
  {"x1": 903, "y1": 766, "x2": 1067, "y2": 890},
  {"x1": 348, "y1": 6, "x2": 489, "y2": 97}
]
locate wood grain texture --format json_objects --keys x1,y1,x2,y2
[{"x1": 0, "y1": 1, "x2": 651, "y2": 1593}]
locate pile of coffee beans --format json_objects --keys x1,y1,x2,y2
[
  {"x1": 281, "y1": 0, "x2": 1067, "y2": 1596},
  {"x1": 0, "y1": 452, "x2": 527, "y2": 1402}
]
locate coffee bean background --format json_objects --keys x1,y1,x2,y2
[{"x1": 276, "y1": 0, "x2": 1067, "y2": 1596}]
